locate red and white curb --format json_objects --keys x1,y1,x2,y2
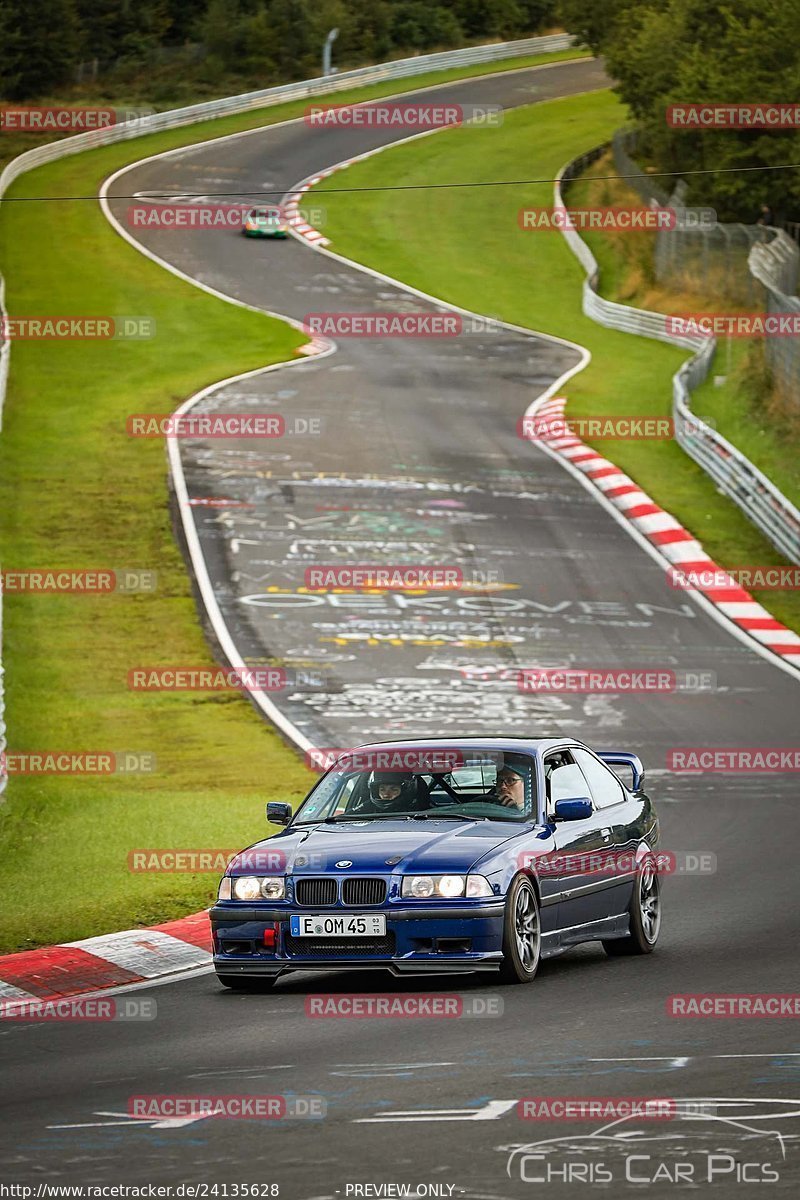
[
  {"x1": 0, "y1": 911, "x2": 211, "y2": 1005},
  {"x1": 531, "y1": 397, "x2": 800, "y2": 662},
  {"x1": 283, "y1": 167, "x2": 345, "y2": 246}
]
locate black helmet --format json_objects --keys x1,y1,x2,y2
[{"x1": 368, "y1": 771, "x2": 415, "y2": 811}]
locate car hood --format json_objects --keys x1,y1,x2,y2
[{"x1": 236, "y1": 819, "x2": 528, "y2": 876}]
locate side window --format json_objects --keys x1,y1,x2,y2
[
  {"x1": 544, "y1": 751, "x2": 591, "y2": 816},
  {"x1": 574, "y1": 749, "x2": 627, "y2": 810},
  {"x1": 336, "y1": 776, "x2": 359, "y2": 814}
]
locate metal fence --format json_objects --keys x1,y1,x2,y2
[
  {"x1": 656, "y1": 218, "x2": 770, "y2": 306},
  {"x1": 557, "y1": 145, "x2": 800, "y2": 564},
  {"x1": 0, "y1": 32, "x2": 575, "y2": 799},
  {"x1": 615, "y1": 129, "x2": 800, "y2": 399},
  {"x1": 611, "y1": 128, "x2": 673, "y2": 209},
  {"x1": 749, "y1": 235, "x2": 800, "y2": 399}
]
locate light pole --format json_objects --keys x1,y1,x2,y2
[{"x1": 323, "y1": 28, "x2": 339, "y2": 78}]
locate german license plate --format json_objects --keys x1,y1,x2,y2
[{"x1": 290, "y1": 913, "x2": 386, "y2": 937}]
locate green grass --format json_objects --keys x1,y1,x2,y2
[
  {"x1": 307, "y1": 88, "x2": 800, "y2": 634},
  {"x1": 0, "y1": 151, "x2": 316, "y2": 952},
  {"x1": 0, "y1": 45, "x2": 590, "y2": 953}
]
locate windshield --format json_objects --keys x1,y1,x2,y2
[
  {"x1": 293, "y1": 751, "x2": 537, "y2": 824},
  {"x1": 249, "y1": 208, "x2": 281, "y2": 222}
]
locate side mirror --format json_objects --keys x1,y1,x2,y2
[
  {"x1": 597, "y1": 751, "x2": 645, "y2": 792},
  {"x1": 267, "y1": 801, "x2": 292, "y2": 826},
  {"x1": 553, "y1": 797, "x2": 593, "y2": 821}
]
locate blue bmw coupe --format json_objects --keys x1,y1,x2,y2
[{"x1": 211, "y1": 738, "x2": 661, "y2": 988}]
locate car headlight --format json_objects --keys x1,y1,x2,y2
[
  {"x1": 232, "y1": 876, "x2": 262, "y2": 901},
  {"x1": 438, "y1": 875, "x2": 466, "y2": 897},
  {"x1": 403, "y1": 875, "x2": 436, "y2": 898},
  {"x1": 402, "y1": 875, "x2": 466, "y2": 898},
  {"x1": 226, "y1": 876, "x2": 286, "y2": 900}
]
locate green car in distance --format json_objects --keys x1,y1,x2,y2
[{"x1": 242, "y1": 206, "x2": 289, "y2": 238}]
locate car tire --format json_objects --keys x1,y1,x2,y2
[
  {"x1": 499, "y1": 875, "x2": 541, "y2": 984},
  {"x1": 603, "y1": 855, "x2": 661, "y2": 956},
  {"x1": 216, "y1": 974, "x2": 277, "y2": 991}
]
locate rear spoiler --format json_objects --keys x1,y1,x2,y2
[{"x1": 597, "y1": 751, "x2": 645, "y2": 792}]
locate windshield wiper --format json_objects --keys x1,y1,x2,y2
[
  {"x1": 317, "y1": 813, "x2": 415, "y2": 824},
  {"x1": 412, "y1": 812, "x2": 487, "y2": 822}
]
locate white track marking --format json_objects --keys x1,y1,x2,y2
[
  {"x1": 356, "y1": 1099, "x2": 519, "y2": 1123},
  {"x1": 49, "y1": 1109, "x2": 212, "y2": 1130},
  {"x1": 590, "y1": 1054, "x2": 800, "y2": 1062}
]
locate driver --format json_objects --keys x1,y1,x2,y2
[
  {"x1": 361, "y1": 770, "x2": 421, "y2": 814},
  {"x1": 492, "y1": 765, "x2": 526, "y2": 811}
]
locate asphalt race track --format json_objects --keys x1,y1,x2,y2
[{"x1": 3, "y1": 58, "x2": 800, "y2": 1195}]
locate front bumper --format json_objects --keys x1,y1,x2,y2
[{"x1": 211, "y1": 901, "x2": 505, "y2": 976}]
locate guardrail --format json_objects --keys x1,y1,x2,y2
[
  {"x1": 0, "y1": 32, "x2": 576, "y2": 798},
  {"x1": 0, "y1": 33, "x2": 573, "y2": 201},
  {"x1": 556, "y1": 145, "x2": 800, "y2": 565}
]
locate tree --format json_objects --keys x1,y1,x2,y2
[
  {"x1": 563, "y1": 0, "x2": 800, "y2": 221},
  {"x1": 0, "y1": 0, "x2": 82, "y2": 98},
  {"x1": 558, "y1": 0, "x2": 648, "y2": 55},
  {"x1": 74, "y1": 0, "x2": 171, "y2": 65},
  {"x1": 0, "y1": 0, "x2": 24, "y2": 97}
]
